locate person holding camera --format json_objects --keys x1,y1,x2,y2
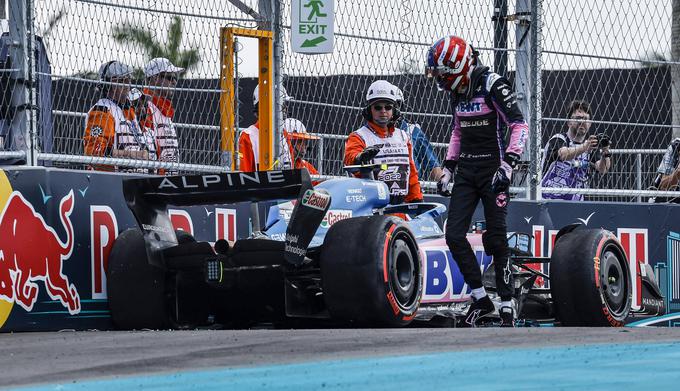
[{"x1": 541, "y1": 100, "x2": 611, "y2": 201}]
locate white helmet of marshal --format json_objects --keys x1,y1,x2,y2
[
  {"x1": 365, "y1": 80, "x2": 398, "y2": 104},
  {"x1": 253, "y1": 84, "x2": 293, "y2": 106}
]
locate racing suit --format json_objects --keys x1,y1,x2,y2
[
  {"x1": 344, "y1": 120, "x2": 423, "y2": 203},
  {"x1": 444, "y1": 67, "x2": 528, "y2": 301}
]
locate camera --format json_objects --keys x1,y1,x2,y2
[{"x1": 595, "y1": 133, "x2": 611, "y2": 148}]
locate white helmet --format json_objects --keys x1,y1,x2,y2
[
  {"x1": 253, "y1": 84, "x2": 293, "y2": 106},
  {"x1": 394, "y1": 85, "x2": 404, "y2": 105},
  {"x1": 282, "y1": 118, "x2": 319, "y2": 140},
  {"x1": 365, "y1": 80, "x2": 398, "y2": 104}
]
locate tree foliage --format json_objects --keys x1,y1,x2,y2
[{"x1": 112, "y1": 16, "x2": 200, "y2": 73}]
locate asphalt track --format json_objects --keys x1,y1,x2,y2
[{"x1": 2, "y1": 327, "x2": 680, "y2": 390}]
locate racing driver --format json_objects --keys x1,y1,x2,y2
[
  {"x1": 343, "y1": 80, "x2": 423, "y2": 204},
  {"x1": 427, "y1": 35, "x2": 528, "y2": 327}
]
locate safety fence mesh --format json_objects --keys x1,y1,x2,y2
[
  {"x1": 0, "y1": 0, "x2": 679, "y2": 201},
  {"x1": 540, "y1": 0, "x2": 678, "y2": 201},
  {"x1": 25, "y1": 0, "x2": 261, "y2": 172}
]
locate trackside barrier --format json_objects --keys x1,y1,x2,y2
[{"x1": 0, "y1": 166, "x2": 679, "y2": 331}]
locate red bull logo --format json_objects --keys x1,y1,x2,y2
[{"x1": 0, "y1": 190, "x2": 81, "y2": 315}]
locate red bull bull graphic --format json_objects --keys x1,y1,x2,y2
[{"x1": 0, "y1": 190, "x2": 80, "y2": 315}]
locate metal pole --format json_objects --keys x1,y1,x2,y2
[
  {"x1": 528, "y1": 0, "x2": 543, "y2": 200},
  {"x1": 636, "y1": 153, "x2": 642, "y2": 203},
  {"x1": 318, "y1": 137, "x2": 324, "y2": 175},
  {"x1": 514, "y1": 0, "x2": 532, "y2": 199},
  {"x1": 272, "y1": 0, "x2": 283, "y2": 167},
  {"x1": 493, "y1": 0, "x2": 508, "y2": 76},
  {"x1": 26, "y1": 0, "x2": 37, "y2": 165},
  {"x1": 234, "y1": 36, "x2": 240, "y2": 171},
  {"x1": 7, "y1": 0, "x2": 31, "y2": 165}
]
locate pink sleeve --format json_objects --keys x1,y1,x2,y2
[
  {"x1": 446, "y1": 115, "x2": 461, "y2": 161},
  {"x1": 505, "y1": 121, "x2": 528, "y2": 156}
]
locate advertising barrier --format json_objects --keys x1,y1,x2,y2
[{"x1": 0, "y1": 167, "x2": 678, "y2": 331}]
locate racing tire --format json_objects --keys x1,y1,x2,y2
[
  {"x1": 550, "y1": 228, "x2": 631, "y2": 327},
  {"x1": 107, "y1": 228, "x2": 170, "y2": 330},
  {"x1": 320, "y1": 215, "x2": 422, "y2": 327}
]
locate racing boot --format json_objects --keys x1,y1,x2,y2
[
  {"x1": 499, "y1": 305, "x2": 515, "y2": 328},
  {"x1": 463, "y1": 295, "x2": 495, "y2": 327}
]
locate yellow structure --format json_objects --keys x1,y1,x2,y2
[{"x1": 219, "y1": 27, "x2": 274, "y2": 171}]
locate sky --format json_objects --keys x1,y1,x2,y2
[{"x1": 2, "y1": 0, "x2": 672, "y2": 80}]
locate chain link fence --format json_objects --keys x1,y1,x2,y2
[{"x1": 1, "y1": 0, "x2": 679, "y2": 201}]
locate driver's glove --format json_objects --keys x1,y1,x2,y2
[
  {"x1": 437, "y1": 160, "x2": 458, "y2": 197},
  {"x1": 491, "y1": 153, "x2": 519, "y2": 194},
  {"x1": 354, "y1": 145, "x2": 381, "y2": 165}
]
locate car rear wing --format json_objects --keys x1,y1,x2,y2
[{"x1": 123, "y1": 169, "x2": 312, "y2": 266}]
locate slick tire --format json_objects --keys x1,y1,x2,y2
[
  {"x1": 107, "y1": 228, "x2": 170, "y2": 330},
  {"x1": 320, "y1": 215, "x2": 422, "y2": 327},
  {"x1": 550, "y1": 228, "x2": 631, "y2": 327}
]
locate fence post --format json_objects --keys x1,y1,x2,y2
[
  {"x1": 318, "y1": 136, "x2": 324, "y2": 175},
  {"x1": 528, "y1": 0, "x2": 543, "y2": 200},
  {"x1": 636, "y1": 153, "x2": 642, "y2": 203},
  {"x1": 514, "y1": 0, "x2": 532, "y2": 199},
  {"x1": 493, "y1": 0, "x2": 508, "y2": 77},
  {"x1": 7, "y1": 0, "x2": 36, "y2": 165}
]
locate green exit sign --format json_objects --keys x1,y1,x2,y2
[{"x1": 291, "y1": 0, "x2": 334, "y2": 54}]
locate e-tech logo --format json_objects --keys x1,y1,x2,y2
[{"x1": 0, "y1": 180, "x2": 80, "y2": 318}]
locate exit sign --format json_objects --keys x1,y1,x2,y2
[{"x1": 291, "y1": 0, "x2": 334, "y2": 54}]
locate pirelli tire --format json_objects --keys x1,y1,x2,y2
[
  {"x1": 320, "y1": 215, "x2": 422, "y2": 326},
  {"x1": 550, "y1": 228, "x2": 632, "y2": 327},
  {"x1": 107, "y1": 229, "x2": 196, "y2": 330}
]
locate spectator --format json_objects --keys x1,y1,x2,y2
[
  {"x1": 83, "y1": 61, "x2": 150, "y2": 172},
  {"x1": 239, "y1": 84, "x2": 293, "y2": 172},
  {"x1": 343, "y1": 79, "x2": 423, "y2": 204},
  {"x1": 393, "y1": 85, "x2": 443, "y2": 181},
  {"x1": 279, "y1": 117, "x2": 319, "y2": 175},
  {"x1": 128, "y1": 88, "x2": 158, "y2": 174},
  {"x1": 143, "y1": 57, "x2": 184, "y2": 175},
  {"x1": 541, "y1": 99, "x2": 612, "y2": 200},
  {"x1": 655, "y1": 138, "x2": 680, "y2": 192},
  {"x1": 428, "y1": 35, "x2": 528, "y2": 327}
]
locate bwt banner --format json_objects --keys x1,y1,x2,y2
[{"x1": 1, "y1": 167, "x2": 679, "y2": 331}]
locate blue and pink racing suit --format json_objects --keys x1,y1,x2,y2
[{"x1": 444, "y1": 66, "x2": 528, "y2": 301}]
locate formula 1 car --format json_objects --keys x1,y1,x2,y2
[{"x1": 107, "y1": 167, "x2": 665, "y2": 329}]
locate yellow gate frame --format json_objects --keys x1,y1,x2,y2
[{"x1": 220, "y1": 27, "x2": 274, "y2": 171}]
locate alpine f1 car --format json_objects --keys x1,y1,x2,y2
[{"x1": 107, "y1": 167, "x2": 665, "y2": 329}]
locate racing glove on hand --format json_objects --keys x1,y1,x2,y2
[
  {"x1": 354, "y1": 145, "x2": 381, "y2": 165},
  {"x1": 491, "y1": 153, "x2": 519, "y2": 194},
  {"x1": 437, "y1": 160, "x2": 458, "y2": 197}
]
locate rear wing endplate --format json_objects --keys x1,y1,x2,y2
[{"x1": 123, "y1": 169, "x2": 312, "y2": 266}]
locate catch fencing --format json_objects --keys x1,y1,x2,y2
[{"x1": 0, "y1": 0, "x2": 679, "y2": 201}]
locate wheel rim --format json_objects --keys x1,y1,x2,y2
[
  {"x1": 600, "y1": 247, "x2": 627, "y2": 316},
  {"x1": 390, "y1": 234, "x2": 418, "y2": 308}
]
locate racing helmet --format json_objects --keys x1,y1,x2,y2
[
  {"x1": 253, "y1": 84, "x2": 293, "y2": 106},
  {"x1": 425, "y1": 35, "x2": 476, "y2": 92},
  {"x1": 282, "y1": 118, "x2": 319, "y2": 140}
]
